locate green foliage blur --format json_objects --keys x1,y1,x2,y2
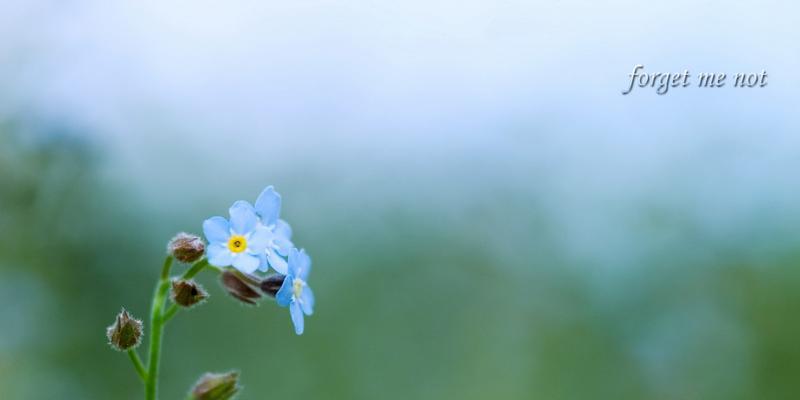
[{"x1": 1, "y1": 120, "x2": 800, "y2": 400}]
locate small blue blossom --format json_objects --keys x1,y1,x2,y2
[
  {"x1": 275, "y1": 248, "x2": 315, "y2": 335},
  {"x1": 203, "y1": 201, "x2": 270, "y2": 274},
  {"x1": 253, "y1": 186, "x2": 294, "y2": 274}
]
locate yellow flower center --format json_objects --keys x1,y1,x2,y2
[
  {"x1": 293, "y1": 278, "x2": 305, "y2": 298},
  {"x1": 227, "y1": 235, "x2": 247, "y2": 253}
]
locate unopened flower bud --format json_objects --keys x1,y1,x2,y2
[
  {"x1": 168, "y1": 232, "x2": 205, "y2": 263},
  {"x1": 106, "y1": 308, "x2": 143, "y2": 351},
  {"x1": 220, "y1": 270, "x2": 262, "y2": 305},
  {"x1": 259, "y1": 274, "x2": 285, "y2": 297},
  {"x1": 171, "y1": 279, "x2": 209, "y2": 308},
  {"x1": 190, "y1": 371, "x2": 240, "y2": 400}
]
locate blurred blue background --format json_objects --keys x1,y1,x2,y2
[{"x1": 1, "y1": 1, "x2": 800, "y2": 399}]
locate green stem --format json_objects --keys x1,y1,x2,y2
[
  {"x1": 183, "y1": 258, "x2": 210, "y2": 280},
  {"x1": 140, "y1": 257, "x2": 219, "y2": 397},
  {"x1": 127, "y1": 349, "x2": 147, "y2": 382},
  {"x1": 145, "y1": 256, "x2": 173, "y2": 400},
  {"x1": 162, "y1": 304, "x2": 180, "y2": 323}
]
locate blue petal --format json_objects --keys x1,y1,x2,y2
[
  {"x1": 275, "y1": 276, "x2": 294, "y2": 306},
  {"x1": 232, "y1": 253, "x2": 260, "y2": 274},
  {"x1": 275, "y1": 219, "x2": 292, "y2": 239},
  {"x1": 287, "y1": 248, "x2": 300, "y2": 276},
  {"x1": 247, "y1": 227, "x2": 270, "y2": 253},
  {"x1": 203, "y1": 216, "x2": 230, "y2": 244},
  {"x1": 254, "y1": 186, "x2": 281, "y2": 226},
  {"x1": 229, "y1": 201, "x2": 257, "y2": 235},
  {"x1": 290, "y1": 301, "x2": 304, "y2": 335},
  {"x1": 257, "y1": 252, "x2": 269, "y2": 272},
  {"x1": 296, "y1": 249, "x2": 311, "y2": 281},
  {"x1": 300, "y1": 286, "x2": 314, "y2": 315},
  {"x1": 207, "y1": 243, "x2": 233, "y2": 267},
  {"x1": 267, "y1": 249, "x2": 288, "y2": 275},
  {"x1": 273, "y1": 237, "x2": 294, "y2": 257}
]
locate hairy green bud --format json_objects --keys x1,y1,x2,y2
[
  {"x1": 190, "y1": 371, "x2": 240, "y2": 400},
  {"x1": 171, "y1": 279, "x2": 209, "y2": 308},
  {"x1": 167, "y1": 232, "x2": 205, "y2": 263},
  {"x1": 106, "y1": 308, "x2": 143, "y2": 351}
]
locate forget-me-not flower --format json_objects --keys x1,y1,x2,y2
[
  {"x1": 253, "y1": 186, "x2": 294, "y2": 274},
  {"x1": 203, "y1": 201, "x2": 270, "y2": 274},
  {"x1": 276, "y1": 248, "x2": 315, "y2": 335}
]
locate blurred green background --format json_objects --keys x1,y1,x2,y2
[
  {"x1": 2, "y1": 1, "x2": 800, "y2": 399},
  {"x1": 3, "y1": 118, "x2": 800, "y2": 399}
]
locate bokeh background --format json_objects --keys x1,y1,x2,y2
[{"x1": 2, "y1": 1, "x2": 800, "y2": 399}]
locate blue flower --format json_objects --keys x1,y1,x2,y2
[
  {"x1": 203, "y1": 201, "x2": 271, "y2": 274},
  {"x1": 253, "y1": 186, "x2": 294, "y2": 274},
  {"x1": 275, "y1": 248, "x2": 314, "y2": 335}
]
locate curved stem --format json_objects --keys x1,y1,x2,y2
[
  {"x1": 145, "y1": 256, "x2": 173, "y2": 400},
  {"x1": 127, "y1": 349, "x2": 147, "y2": 382},
  {"x1": 182, "y1": 258, "x2": 210, "y2": 280}
]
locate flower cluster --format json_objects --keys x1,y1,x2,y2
[{"x1": 203, "y1": 186, "x2": 314, "y2": 335}]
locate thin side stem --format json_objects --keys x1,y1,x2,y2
[
  {"x1": 162, "y1": 304, "x2": 180, "y2": 323},
  {"x1": 144, "y1": 255, "x2": 173, "y2": 400},
  {"x1": 127, "y1": 349, "x2": 147, "y2": 382},
  {"x1": 182, "y1": 258, "x2": 210, "y2": 280}
]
